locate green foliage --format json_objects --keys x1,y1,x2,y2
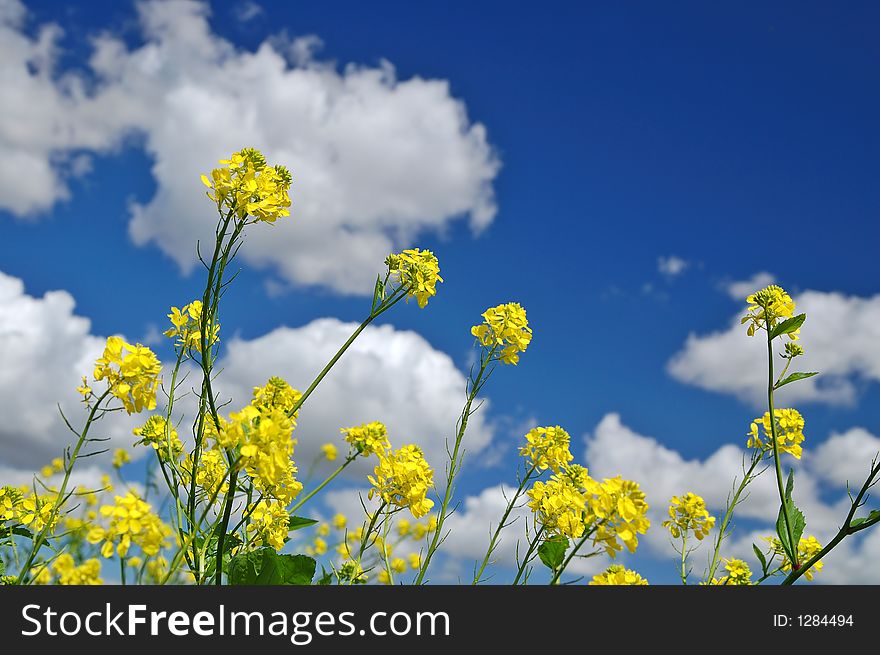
[
  {"x1": 229, "y1": 548, "x2": 316, "y2": 585},
  {"x1": 776, "y1": 470, "x2": 806, "y2": 563},
  {"x1": 775, "y1": 371, "x2": 819, "y2": 390},
  {"x1": 537, "y1": 535, "x2": 568, "y2": 571},
  {"x1": 769, "y1": 314, "x2": 806, "y2": 340}
]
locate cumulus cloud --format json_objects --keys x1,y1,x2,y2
[
  {"x1": 208, "y1": 318, "x2": 494, "y2": 475},
  {"x1": 0, "y1": 0, "x2": 499, "y2": 294},
  {"x1": 583, "y1": 413, "x2": 880, "y2": 583},
  {"x1": 724, "y1": 271, "x2": 776, "y2": 301},
  {"x1": 668, "y1": 289, "x2": 880, "y2": 406},
  {"x1": 657, "y1": 255, "x2": 689, "y2": 278},
  {"x1": 0, "y1": 270, "x2": 141, "y2": 472},
  {"x1": 234, "y1": 0, "x2": 262, "y2": 22},
  {"x1": 0, "y1": 268, "x2": 492, "y2": 489}
]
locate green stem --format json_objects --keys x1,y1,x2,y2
[
  {"x1": 214, "y1": 462, "x2": 239, "y2": 586},
  {"x1": 287, "y1": 289, "x2": 407, "y2": 420},
  {"x1": 705, "y1": 453, "x2": 762, "y2": 581},
  {"x1": 548, "y1": 523, "x2": 600, "y2": 585},
  {"x1": 767, "y1": 327, "x2": 797, "y2": 567},
  {"x1": 679, "y1": 533, "x2": 689, "y2": 585},
  {"x1": 512, "y1": 527, "x2": 544, "y2": 585},
  {"x1": 16, "y1": 389, "x2": 112, "y2": 584},
  {"x1": 472, "y1": 463, "x2": 538, "y2": 584},
  {"x1": 289, "y1": 455, "x2": 358, "y2": 516},
  {"x1": 416, "y1": 347, "x2": 496, "y2": 585}
]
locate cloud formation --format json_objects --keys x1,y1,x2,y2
[
  {"x1": 668, "y1": 288, "x2": 880, "y2": 406},
  {"x1": 1, "y1": 0, "x2": 500, "y2": 294}
]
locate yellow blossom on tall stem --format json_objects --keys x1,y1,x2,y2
[
  {"x1": 589, "y1": 565, "x2": 648, "y2": 586},
  {"x1": 471, "y1": 302, "x2": 532, "y2": 365},
  {"x1": 93, "y1": 336, "x2": 162, "y2": 414},
  {"x1": 368, "y1": 445, "x2": 435, "y2": 519},
  {"x1": 386, "y1": 249, "x2": 443, "y2": 308}
]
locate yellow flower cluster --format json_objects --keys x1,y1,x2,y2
[
  {"x1": 164, "y1": 300, "x2": 219, "y2": 353},
  {"x1": 471, "y1": 302, "x2": 532, "y2": 365},
  {"x1": 93, "y1": 336, "x2": 162, "y2": 414},
  {"x1": 341, "y1": 421, "x2": 391, "y2": 457},
  {"x1": 52, "y1": 554, "x2": 103, "y2": 586},
  {"x1": 519, "y1": 425, "x2": 573, "y2": 473},
  {"x1": 16, "y1": 492, "x2": 60, "y2": 532},
  {"x1": 369, "y1": 445, "x2": 435, "y2": 519},
  {"x1": 0, "y1": 486, "x2": 19, "y2": 521},
  {"x1": 747, "y1": 408, "x2": 806, "y2": 459},
  {"x1": 741, "y1": 284, "x2": 799, "y2": 339},
  {"x1": 201, "y1": 148, "x2": 292, "y2": 223},
  {"x1": 527, "y1": 466, "x2": 650, "y2": 555},
  {"x1": 589, "y1": 565, "x2": 648, "y2": 586},
  {"x1": 590, "y1": 476, "x2": 651, "y2": 557},
  {"x1": 112, "y1": 449, "x2": 130, "y2": 469},
  {"x1": 662, "y1": 492, "x2": 715, "y2": 540},
  {"x1": 133, "y1": 415, "x2": 184, "y2": 462},
  {"x1": 87, "y1": 492, "x2": 172, "y2": 559},
  {"x1": 246, "y1": 500, "x2": 291, "y2": 551},
  {"x1": 768, "y1": 535, "x2": 824, "y2": 581},
  {"x1": 39, "y1": 457, "x2": 64, "y2": 479},
  {"x1": 712, "y1": 558, "x2": 752, "y2": 585},
  {"x1": 208, "y1": 378, "x2": 305, "y2": 504},
  {"x1": 386, "y1": 249, "x2": 443, "y2": 309},
  {"x1": 321, "y1": 443, "x2": 338, "y2": 461},
  {"x1": 182, "y1": 449, "x2": 229, "y2": 497},
  {"x1": 527, "y1": 473, "x2": 589, "y2": 539}
]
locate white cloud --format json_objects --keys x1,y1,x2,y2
[
  {"x1": 1, "y1": 0, "x2": 500, "y2": 294},
  {"x1": 209, "y1": 318, "x2": 495, "y2": 475},
  {"x1": 808, "y1": 427, "x2": 880, "y2": 489},
  {"x1": 0, "y1": 270, "x2": 141, "y2": 473},
  {"x1": 583, "y1": 413, "x2": 880, "y2": 583},
  {"x1": 657, "y1": 255, "x2": 689, "y2": 278},
  {"x1": 234, "y1": 0, "x2": 263, "y2": 22},
  {"x1": 668, "y1": 289, "x2": 880, "y2": 406},
  {"x1": 724, "y1": 271, "x2": 776, "y2": 301}
]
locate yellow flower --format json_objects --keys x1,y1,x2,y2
[
  {"x1": 368, "y1": 445, "x2": 435, "y2": 519},
  {"x1": 397, "y1": 518, "x2": 411, "y2": 537},
  {"x1": 408, "y1": 553, "x2": 421, "y2": 570},
  {"x1": 337, "y1": 542, "x2": 353, "y2": 559},
  {"x1": 741, "y1": 284, "x2": 798, "y2": 339},
  {"x1": 332, "y1": 513, "x2": 348, "y2": 530},
  {"x1": 133, "y1": 415, "x2": 183, "y2": 462},
  {"x1": 471, "y1": 302, "x2": 532, "y2": 365},
  {"x1": 16, "y1": 493, "x2": 59, "y2": 532},
  {"x1": 747, "y1": 408, "x2": 806, "y2": 459},
  {"x1": 251, "y1": 376, "x2": 302, "y2": 416},
  {"x1": 339, "y1": 560, "x2": 367, "y2": 584},
  {"x1": 341, "y1": 421, "x2": 391, "y2": 457},
  {"x1": 589, "y1": 565, "x2": 648, "y2": 585},
  {"x1": 377, "y1": 569, "x2": 392, "y2": 585},
  {"x1": 662, "y1": 492, "x2": 715, "y2": 540},
  {"x1": 0, "y1": 486, "x2": 21, "y2": 521},
  {"x1": 386, "y1": 248, "x2": 443, "y2": 308},
  {"x1": 112, "y1": 449, "x2": 130, "y2": 469},
  {"x1": 718, "y1": 558, "x2": 752, "y2": 585},
  {"x1": 588, "y1": 476, "x2": 651, "y2": 558},
  {"x1": 519, "y1": 426, "x2": 573, "y2": 473},
  {"x1": 181, "y1": 448, "x2": 229, "y2": 497},
  {"x1": 390, "y1": 557, "x2": 407, "y2": 574},
  {"x1": 52, "y1": 554, "x2": 103, "y2": 585},
  {"x1": 93, "y1": 336, "x2": 162, "y2": 414},
  {"x1": 767, "y1": 535, "x2": 824, "y2": 581},
  {"x1": 316, "y1": 523, "x2": 330, "y2": 537},
  {"x1": 312, "y1": 537, "x2": 328, "y2": 555},
  {"x1": 163, "y1": 300, "x2": 219, "y2": 353},
  {"x1": 246, "y1": 500, "x2": 291, "y2": 551},
  {"x1": 201, "y1": 148, "x2": 292, "y2": 224},
  {"x1": 321, "y1": 443, "x2": 338, "y2": 462},
  {"x1": 88, "y1": 492, "x2": 171, "y2": 558}
]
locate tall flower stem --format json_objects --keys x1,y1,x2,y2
[
  {"x1": 416, "y1": 346, "x2": 497, "y2": 584},
  {"x1": 472, "y1": 462, "x2": 538, "y2": 584},
  {"x1": 766, "y1": 326, "x2": 797, "y2": 567},
  {"x1": 512, "y1": 526, "x2": 544, "y2": 585},
  {"x1": 16, "y1": 389, "x2": 112, "y2": 584}
]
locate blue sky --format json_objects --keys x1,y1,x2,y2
[{"x1": 2, "y1": 0, "x2": 879, "y2": 583}]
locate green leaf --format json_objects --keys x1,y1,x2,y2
[
  {"x1": 775, "y1": 371, "x2": 819, "y2": 390},
  {"x1": 775, "y1": 470, "x2": 806, "y2": 563},
  {"x1": 315, "y1": 567, "x2": 333, "y2": 586},
  {"x1": 752, "y1": 543, "x2": 768, "y2": 575},
  {"x1": 371, "y1": 276, "x2": 385, "y2": 312},
  {"x1": 769, "y1": 313, "x2": 806, "y2": 340},
  {"x1": 229, "y1": 548, "x2": 316, "y2": 585},
  {"x1": 11, "y1": 527, "x2": 34, "y2": 540},
  {"x1": 850, "y1": 509, "x2": 880, "y2": 531},
  {"x1": 288, "y1": 516, "x2": 319, "y2": 532},
  {"x1": 537, "y1": 535, "x2": 568, "y2": 571}
]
